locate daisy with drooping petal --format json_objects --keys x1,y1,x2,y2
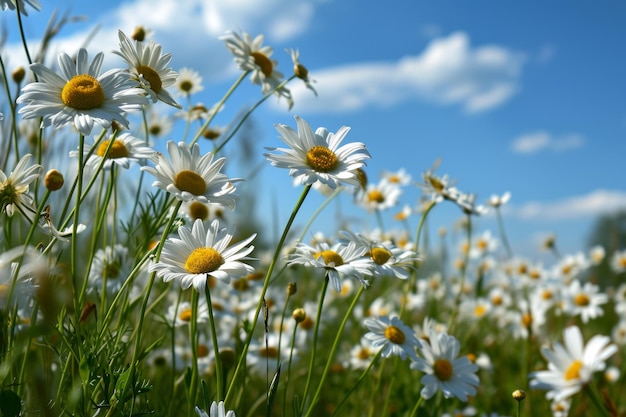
[
  {"x1": 410, "y1": 327, "x2": 480, "y2": 401},
  {"x1": 17, "y1": 48, "x2": 146, "y2": 136},
  {"x1": 0, "y1": 153, "x2": 42, "y2": 217},
  {"x1": 221, "y1": 30, "x2": 292, "y2": 106},
  {"x1": 1, "y1": 0, "x2": 41, "y2": 15},
  {"x1": 288, "y1": 48, "x2": 317, "y2": 96},
  {"x1": 141, "y1": 141, "x2": 240, "y2": 208},
  {"x1": 150, "y1": 218, "x2": 256, "y2": 292},
  {"x1": 529, "y1": 325, "x2": 617, "y2": 401},
  {"x1": 363, "y1": 315, "x2": 420, "y2": 361},
  {"x1": 70, "y1": 132, "x2": 155, "y2": 170},
  {"x1": 265, "y1": 115, "x2": 370, "y2": 191},
  {"x1": 195, "y1": 401, "x2": 236, "y2": 417},
  {"x1": 114, "y1": 30, "x2": 180, "y2": 108},
  {"x1": 287, "y1": 238, "x2": 373, "y2": 292}
]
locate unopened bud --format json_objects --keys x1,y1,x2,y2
[
  {"x1": 132, "y1": 26, "x2": 147, "y2": 42},
  {"x1": 202, "y1": 127, "x2": 221, "y2": 140},
  {"x1": 219, "y1": 347, "x2": 236, "y2": 370},
  {"x1": 287, "y1": 282, "x2": 297, "y2": 296},
  {"x1": 44, "y1": 169, "x2": 64, "y2": 191},
  {"x1": 12, "y1": 66, "x2": 25, "y2": 83},
  {"x1": 292, "y1": 308, "x2": 306, "y2": 323},
  {"x1": 512, "y1": 389, "x2": 526, "y2": 401}
]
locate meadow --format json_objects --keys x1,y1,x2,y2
[{"x1": 1, "y1": 2, "x2": 624, "y2": 416}]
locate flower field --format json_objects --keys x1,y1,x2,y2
[{"x1": 1, "y1": 2, "x2": 624, "y2": 417}]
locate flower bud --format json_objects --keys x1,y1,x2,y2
[
  {"x1": 512, "y1": 389, "x2": 526, "y2": 401},
  {"x1": 292, "y1": 308, "x2": 306, "y2": 323},
  {"x1": 12, "y1": 66, "x2": 25, "y2": 83},
  {"x1": 132, "y1": 26, "x2": 147, "y2": 42},
  {"x1": 287, "y1": 282, "x2": 297, "y2": 296},
  {"x1": 44, "y1": 169, "x2": 64, "y2": 191}
]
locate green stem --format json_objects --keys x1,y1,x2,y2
[
  {"x1": 212, "y1": 75, "x2": 296, "y2": 154},
  {"x1": 330, "y1": 349, "x2": 383, "y2": 417},
  {"x1": 408, "y1": 395, "x2": 424, "y2": 417},
  {"x1": 300, "y1": 276, "x2": 329, "y2": 413},
  {"x1": 205, "y1": 282, "x2": 225, "y2": 401},
  {"x1": 190, "y1": 71, "x2": 249, "y2": 147},
  {"x1": 225, "y1": 185, "x2": 311, "y2": 405},
  {"x1": 584, "y1": 384, "x2": 611, "y2": 417},
  {"x1": 303, "y1": 285, "x2": 365, "y2": 417}
]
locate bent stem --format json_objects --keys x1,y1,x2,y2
[{"x1": 225, "y1": 185, "x2": 311, "y2": 405}]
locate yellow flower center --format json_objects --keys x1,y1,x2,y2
[
  {"x1": 522, "y1": 313, "x2": 532, "y2": 327},
  {"x1": 427, "y1": 176, "x2": 445, "y2": 192},
  {"x1": 61, "y1": 74, "x2": 105, "y2": 110},
  {"x1": 371, "y1": 247, "x2": 392, "y2": 265},
  {"x1": 104, "y1": 262, "x2": 121, "y2": 279},
  {"x1": 357, "y1": 347, "x2": 370, "y2": 360},
  {"x1": 367, "y1": 190, "x2": 385, "y2": 204},
  {"x1": 197, "y1": 343, "x2": 210, "y2": 358},
  {"x1": 188, "y1": 201, "x2": 209, "y2": 220},
  {"x1": 491, "y1": 295, "x2": 503, "y2": 305},
  {"x1": 564, "y1": 360, "x2": 583, "y2": 381},
  {"x1": 137, "y1": 65, "x2": 162, "y2": 93},
  {"x1": 260, "y1": 346, "x2": 279, "y2": 358},
  {"x1": 574, "y1": 294, "x2": 590, "y2": 306},
  {"x1": 250, "y1": 51, "x2": 274, "y2": 77},
  {"x1": 179, "y1": 80, "x2": 193, "y2": 92},
  {"x1": 476, "y1": 239, "x2": 488, "y2": 250},
  {"x1": 316, "y1": 250, "x2": 344, "y2": 266},
  {"x1": 306, "y1": 146, "x2": 339, "y2": 173},
  {"x1": 178, "y1": 308, "x2": 192, "y2": 322},
  {"x1": 433, "y1": 358, "x2": 453, "y2": 381},
  {"x1": 184, "y1": 247, "x2": 224, "y2": 274},
  {"x1": 542, "y1": 290, "x2": 553, "y2": 300},
  {"x1": 97, "y1": 140, "x2": 130, "y2": 159},
  {"x1": 384, "y1": 325, "x2": 406, "y2": 345},
  {"x1": 174, "y1": 170, "x2": 206, "y2": 196},
  {"x1": 474, "y1": 305, "x2": 487, "y2": 317}
]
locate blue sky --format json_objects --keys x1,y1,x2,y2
[{"x1": 3, "y1": 0, "x2": 626, "y2": 260}]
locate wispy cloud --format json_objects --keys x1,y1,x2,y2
[
  {"x1": 510, "y1": 131, "x2": 584, "y2": 154},
  {"x1": 506, "y1": 189, "x2": 626, "y2": 220},
  {"x1": 287, "y1": 31, "x2": 525, "y2": 114}
]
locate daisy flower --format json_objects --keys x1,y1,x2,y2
[
  {"x1": 410, "y1": 327, "x2": 480, "y2": 401},
  {"x1": 340, "y1": 230, "x2": 419, "y2": 280},
  {"x1": 88, "y1": 244, "x2": 131, "y2": 294},
  {"x1": 287, "y1": 48, "x2": 317, "y2": 96},
  {"x1": 17, "y1": 48, "x2": 146, "y2": 136},
  {"x1": 141, "y1": 141, "x2": 240, "y2": 208},
  {"x1": 363, "y1": 315, "x2": 420, "y2": 361},
  {"x1": 146, "y1": 110, "x2": 173, "y2": 138},
  {"x1": 357, "y1": 179, "x2": 402, "y2": 212},
  {"x1": 1, "y1": 0, "x2": 41, "y2": 15},
  {"x1": 562, "y1": 280, "x2": 607, "y2": 323},
  {"x1": 287, "y1": 239, "x2": 373, "y2": 292},
  {"x1": 166, "y1": 300, "x2": 209, "y2": 327},
  {"x1": 610, "y1": 249, "x2": 626, "y2": 274},
  {"x1": 487, "y1": 191, "x2": 511, "y2": 208},
  {"x1": 221, "y1": 30, "x2": 292, "y2": 106},
  {"x1": 150, "y1": 218, "x2": 256, "y2": 292},
  {"x1": 175, "y1": 67, "x2": 203, "y2": 96},
  {"x1": 114, "y1": 30, "x2": 180, "y2": 108},
  {"x1": 381, "y1": 168, "x2": 412, "y2": 186},
  {"x1": 0, "y1": 153, "x2": 42, "y2": 217},
  {"x1": 70, "y1": 132, "x2": 155, "y2": 169},
  {"x1": 265, "y1": 115, "x2": 370, "y2": 191},
  {"x1": 529, "y1": 325, "x2": 617, "y2": 401},
  {"x1": 416, "y1": 160, "x2": 460, "y2": 204},
  {"x1": 195, "y1": 401, "x2": 236, "y2": 417}
]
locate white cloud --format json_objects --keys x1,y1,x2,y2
[
  {"x1": 507, "y1": 189, "x2": 626, "y2": 220},
  {"x1": 4, "y1": 0, "x2": 320, "y2": 79},
  {"x1": 287, "y1": 32, "x2": 525, "y2": 114},
  {"x1": 511, "y1": 131, "x2": 584, "y2": 154}
]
